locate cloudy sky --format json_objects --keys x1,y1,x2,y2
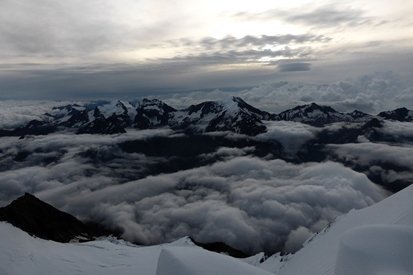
[{"x1": 0, "y1": 0, "x2": 413, "y2": 98}]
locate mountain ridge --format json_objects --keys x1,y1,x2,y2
[{"x1": 0, "y1": 97, "x2": 411, "y2": 137}]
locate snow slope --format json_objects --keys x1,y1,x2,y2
[
  {"x1": 335, "y1": 225, "x2": 413, "y2": 275},
  {"x1": 0, "y1": 222, "x2": 271, "y2": 275},
  {"x1": 1, "y1": 185, "x2": 412, "y2": 275},
  {"x1": 266, "y1": 184, "x2": 413, "y2": 275}
]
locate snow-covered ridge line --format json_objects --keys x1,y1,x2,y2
[
  {"x1": 0, "y1": 97, "x2": 411, "y2": 137},
  {"x1": 0, "y1": 222, "x2": 272, "y2": 275}
]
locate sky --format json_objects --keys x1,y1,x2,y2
[{"x1": 0, "y1": 0, "x2": 413, "y2": 98}]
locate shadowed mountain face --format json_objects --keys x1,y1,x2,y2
[
  {"x1": 378, "y1": 107, "x2": 413, "y2": 122},
  {"x1": 0, "y1": 193, "x2": 115, "y2": 242},
  {"x1": 190, "y1": 237, "x2": 249, "y2": 258},
  {"x1": 0, "y1": 97, "x2": 411, "y2": 138}
]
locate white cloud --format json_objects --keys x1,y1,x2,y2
[
  {"x1": 161, "y1": 72, "x2": 412, "y2": 114},
  {"x1": 329, "y1": 142, "x2": 413, "y2": 167},
  {"x1": 0, "y1": 100, "x2": 75, "y2": 128},
  {"x1": 256, "y1": 121, "x2": 319, "y2": 154},
  {"x1": 24, "y1": 153, "x2": 385, "y2": 254}
]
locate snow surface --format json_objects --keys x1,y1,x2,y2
[
  {"x1": 0, "y1": 223, "x2": 271, "y2": 275},
  {"x1": 1, "y1": 181, "x2": 412, "y2": 275},
  {"x1": 335, "y1": 225, "x2": 413, "y2": 275},
  {"x1": 156, "y1": 246, "x2": 272, "y2": 275},
  {"x1": 268, "y1": 184, "x2": 413, "y2": 275}
]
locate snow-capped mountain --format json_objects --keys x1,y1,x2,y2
[
  {"x1": 134, "y1": 98, "x2": 176, "y2": 129},
  {"x1": 378, "y1": 107, "x2": 413, "y2": 122},
  {"x1": 171, "y1": 97, "x2": 270, "y2": 135},
  {"x1": 0, "y1": 98, "x2": 411, "y2": 137},
  {"x1": 347, "y1": 110, "x2": 373, "y2": 120},
  {"x1": 276, "y1": 103, "x2": 372, "y2": 126}
]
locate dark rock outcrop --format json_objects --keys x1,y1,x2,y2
[{"x1": 0, "y1": 193, "x2": 114, "y2": 242}]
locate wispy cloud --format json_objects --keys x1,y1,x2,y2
[
  {"x1": 234, "y1": 5, "x2": 376, "y2": 28},
  {"x1": 277, "y1": 62, "x2": 312, "y2": 72},
  {"x1": 163, "y1": 34, "x2": 330, "y2": 50}
]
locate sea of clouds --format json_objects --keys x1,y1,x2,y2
[{"x1": 0, "y1": 128, "x2": 389, "y2": 254}]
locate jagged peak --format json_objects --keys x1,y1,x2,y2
[
  {"x1": 93, "y1": 107, "x2": 103, "y2": 118},
  {"x1": 279, "y1": 102, "x2": 339, "y2": 116},
  {"x1": 378, "y1": 107, "x2": 410, "y2": 115},
  {"x1": 232, "y1": 96, "x2": 246, "y2": 104},
  {"x1": 52, "y1": 104, "x2": 82, "y2": 111},
  {"x1": 348, "y1": 110, "x2": 371, "y2": 118},
  {"x1": 137, "y1": 98, "x2": 177, "y2": 112},
  {"x1": 349, "y1": 110, "x2": 367, "y2": 115},
  {"x1": 185, "y1": 101, "x2": 223, "y2": 115},
  {"x1": 377, "y1": 107, "x2": 412, "y2": 122},
  {"x1": 362, "y1": 117, "x2": 383, "y2": 129},
  {"x1": 303, "y1": 102, "x2": 337, "y2": 113}
]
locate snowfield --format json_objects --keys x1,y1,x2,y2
[
  {"x1": 1, "y1": 185, "x2": 412, "y2": 275},
  {"x1": 268, "y1": 184, "x2": 413, "y2": 275},
  {"x1": 0, "y1": 223, "x2": 271, "y2": 275}
]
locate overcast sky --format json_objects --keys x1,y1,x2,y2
[{"x1": 0, "y1": 0, "x2": 413, "y2": 98}]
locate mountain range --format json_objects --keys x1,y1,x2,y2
[{"x1": 0, "y1": 97, "x2": 411, "y2": 137}]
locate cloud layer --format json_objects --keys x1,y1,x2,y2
[
  {"x1": 0, "y1": 129, "x2": 386, "y2": 255},
  {"x1": 235, "y1": 6, "x2": 375, "y2": 28},
  {"x1": 160, "y1": 72, "x2": 413, "y2": 114}
]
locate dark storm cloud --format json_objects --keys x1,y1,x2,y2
[
  {"x1": 277, "y1": 62, "x2": 312, "y2": 72},
  {"x1": 235, "y1": 5, "x2": 375, "y2": 28}
]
